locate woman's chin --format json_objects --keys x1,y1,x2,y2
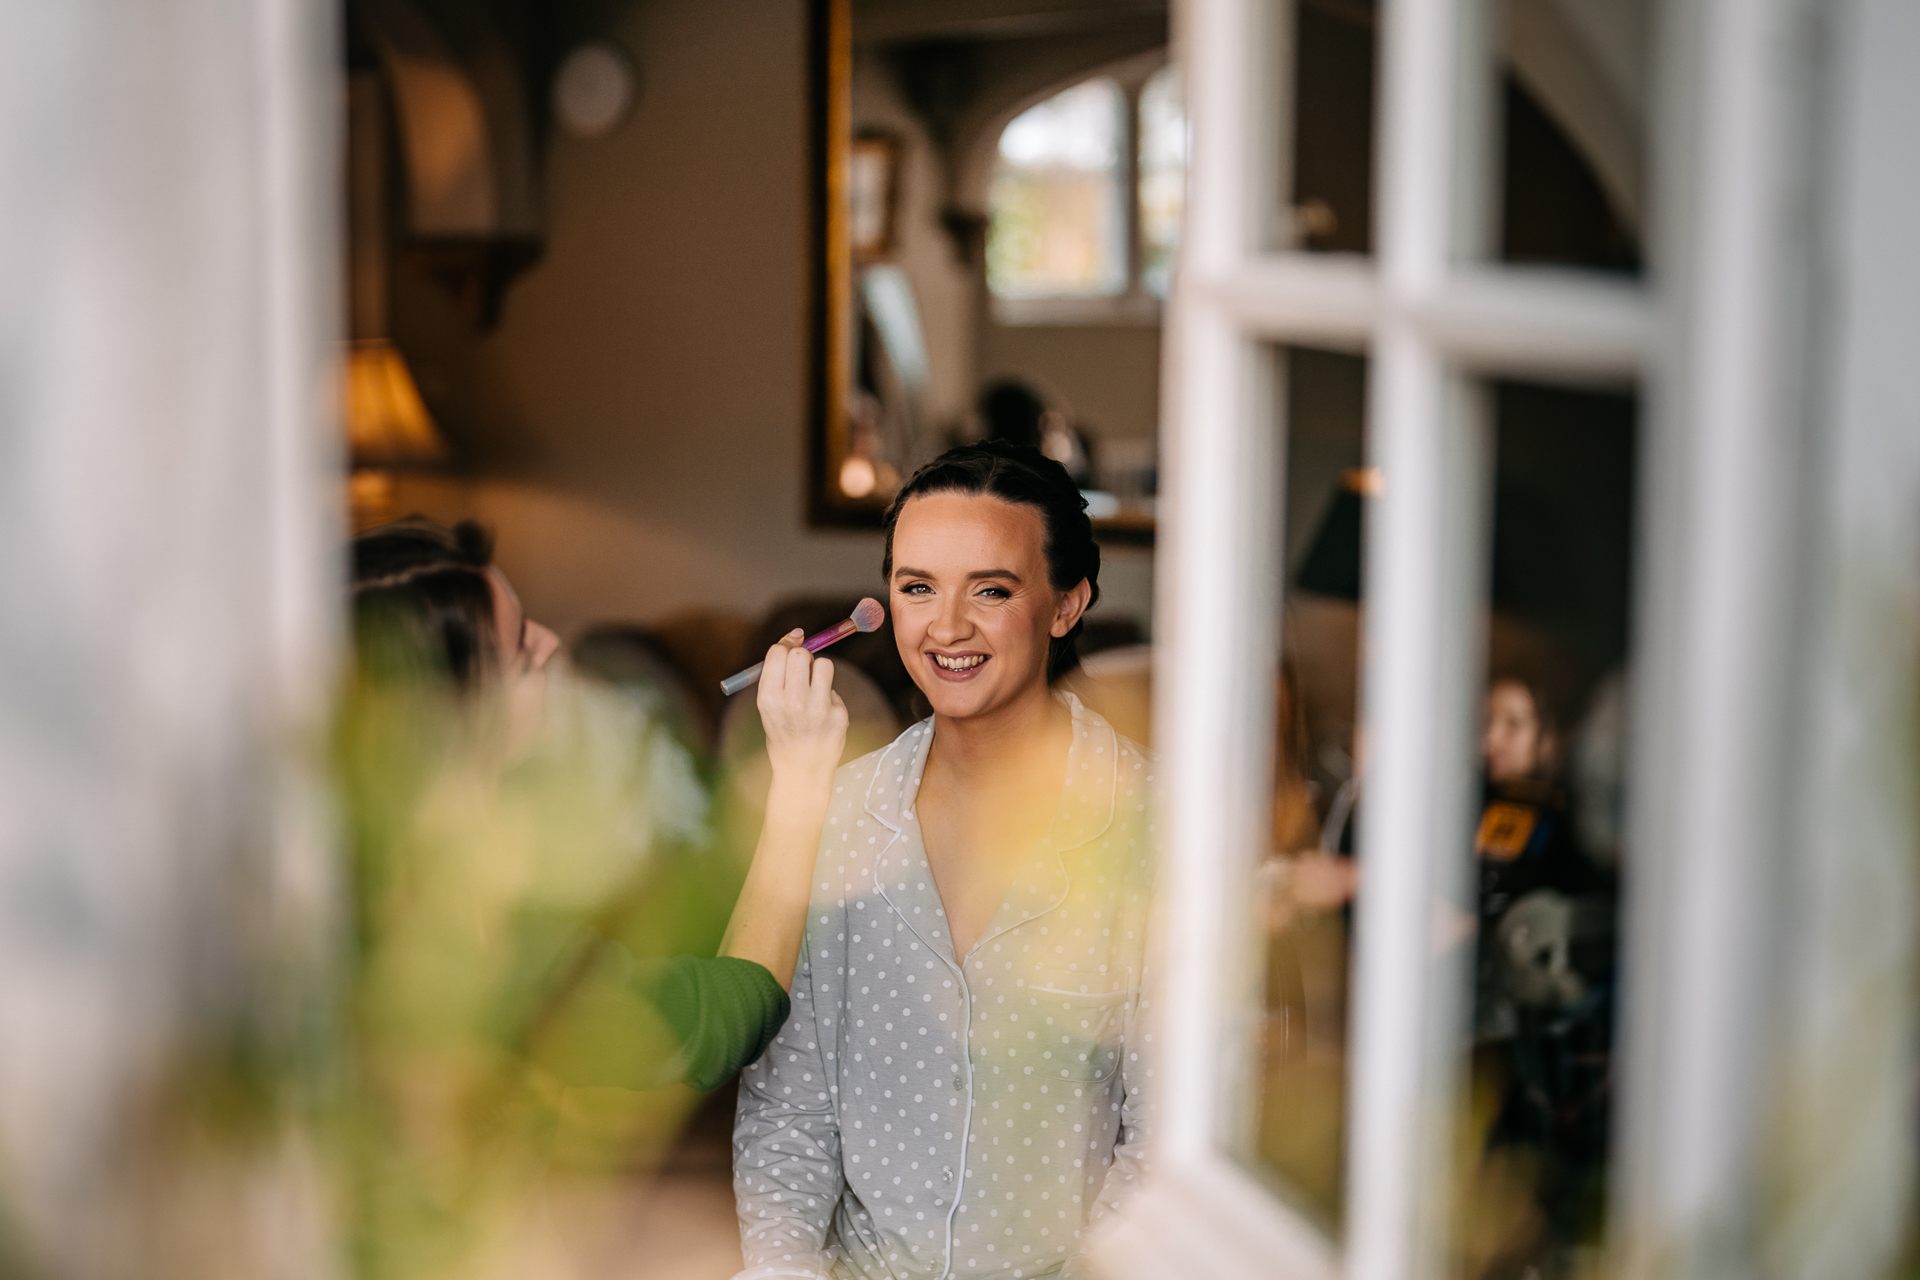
[
  {"x1": 920, "y1": 677, "x2": 1049, "y2": 724},
  {"x1": 913, "y1": 676, "x2": 991, "y2": 719},
  {"x1": 909, "y1": 650, "x2": 1052, "y2": 722}
]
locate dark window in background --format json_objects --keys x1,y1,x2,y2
[
  {"x1": 1285, "y1": 0, "x2": 1642, "y2": 273},
  {"x1": 1291, "y1": 1, "x2": 1377, "y2": 255},
  {"x1": 1500, "y1": 82, "x2": 1642, "y2": 273}
]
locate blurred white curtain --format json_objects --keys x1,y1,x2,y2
[
  {"x1": 0, "y1": 0, "x2": 337, "y2": 1275},
  {"x1": 1762, "y1": 0, "x2": 1920, "y2": 1274}
]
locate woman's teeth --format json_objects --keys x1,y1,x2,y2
[{"x1": 932, "y1": 654, "x2": 985, "y2": 671}]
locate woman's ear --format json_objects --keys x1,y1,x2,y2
[{"x1": 1050, "y1": 578, "x2": 1093, "y2": 638}]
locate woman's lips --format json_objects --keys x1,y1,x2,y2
[{"x1": 926, "y1": 651, "x2": 989, "y2": 682}]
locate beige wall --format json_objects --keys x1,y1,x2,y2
[
  {"x1": 391, "y1": 0, "x2": 1154, "y2": 640},
  {"x1": 977, "y1": 319, "x2": 1163, "y2": 443},
  {"x1": 395, "y1": 0, "x2": 884, "y2": 637}
]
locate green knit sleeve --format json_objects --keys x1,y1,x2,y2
[{"x1": 637, "y1": 954, "x2": 791, "y2": 1093}]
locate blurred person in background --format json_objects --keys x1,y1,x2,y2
[
  {"x1": 1260, "y1": 672, "x2": 1596, "y2": 961},
  {"x1": 341, "y1": 518, "x2": 846, "y2": 1278},
  {"x1": 978, "y1": 377, "x2": 1093, "y2": 487},
  {"x1": 1261, "y1": 664, "x2": 1360, "y2": 938},
  {"x1": 977, "y1": 378, "x2": 1048, "y2": 452},
  {"x1": 1465, "y1": 671, "x2": 1617, "y2": 1275},
  {"x1": 1258, "y1": 662, "x2": 1349, "y2": 1052},
  {"x1": 732, "y1": 442, "x2": 1154, "y2": 1280},
  {"x1": 1474, "y1": 672, "x2": 1598, "y2": 937},
  {"x1": 1254, "y1": 662, "x2": 1357, "y2": 1210}
]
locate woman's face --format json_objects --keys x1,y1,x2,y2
[
  {"x1": 889, "y1": 491, "x2": 1088, "y2": 723},
  {"x1": 486, "y1": 566, "x2": 561, "y2": 758},
  {"x1": 1483, "y1": 679, "x2": 1548, "y2": 783}
]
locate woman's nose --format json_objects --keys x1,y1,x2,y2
[{"x1": 928, "y1": 596, "x2": 972, "y2": 644}]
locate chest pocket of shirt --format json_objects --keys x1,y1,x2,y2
[{"x1": 1021, "y1": 970, "x2": 1132, "y2": 1082}]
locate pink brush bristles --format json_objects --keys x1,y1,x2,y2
[{"x1": 718, "y1": 597, "x2": 888, "y2": 695}]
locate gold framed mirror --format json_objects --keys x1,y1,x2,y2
[{"x1": 804, "y1": 0, "x2": 1172, "y2": 542}]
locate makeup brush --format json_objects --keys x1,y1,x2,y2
[{"x1": 720, "y1": 597, "x2": 886, "y2": 696}]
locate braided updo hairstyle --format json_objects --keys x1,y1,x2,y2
[
  {"x1": 880, "y1": 440, "x2": 1101, "y2": 683},
  {"x1": 349, "y1": 517, "x2": 500, "y2": 691}
]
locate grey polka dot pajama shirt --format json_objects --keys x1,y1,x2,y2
[{"x1": 732, "y1": 694, "x2": 1156, "y2": 1280}]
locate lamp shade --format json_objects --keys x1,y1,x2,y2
[{"x1": 344, "y1": 339, "x2": 448, "y2": 466}]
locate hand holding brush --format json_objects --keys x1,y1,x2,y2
[
  {"x1": 720, "y1": 597, "x2": 886, "y2": 695},
  {"x1": 717, "y1": 618, "x2": 860, "y2": 988}
]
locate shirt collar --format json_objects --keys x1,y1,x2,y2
[
  {"x1": 864, "y1": 691, "x2": 1117, "y2": 847},
  {"x1": 866, "y1": 693, "x2": 1121, "y2": 963}
]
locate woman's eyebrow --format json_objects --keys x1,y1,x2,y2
[{"x1": 890, "y1": 566, "x2": 1022, "y2": 582}]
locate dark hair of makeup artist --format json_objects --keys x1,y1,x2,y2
[
  {"x1": 349, "y1": 517, "x2": 499, "y2": 691},
  {"x1": 881, "y1": 440, "x2": 1101, "y2": 683}
]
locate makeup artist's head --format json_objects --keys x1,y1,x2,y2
[
  {"x1": 350, "y1": 517, "x2": 561, "y2": 759},
  {"x1": 881, "y1": 441, "x2": 1098, "y2": 723}
]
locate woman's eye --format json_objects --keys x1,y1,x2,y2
[
  {"x1": 977, "y1": 587, "x2": 1010, "y2": 600},
  {"x1": 898, "y1": 582, "x2": 931, "y2": 596}
]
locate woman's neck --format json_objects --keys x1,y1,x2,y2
[
  {"x1": 918, "y1": 682, "x2": 1073, "y2": 959},
  {"x1": 927, "y1": 681, "x2": 1069, "y2": 791}
]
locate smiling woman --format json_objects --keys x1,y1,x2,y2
[
  {"x1": 882, "y1": 439, "x2": 1103, "y2": 688},
  {"x1": 881, "y1": 445, "x2": 1101, "y2": 958},
  {"x1": 732, "y1": 441, "x2": 1156, "y2": 1280}
]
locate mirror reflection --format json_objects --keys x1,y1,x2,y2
[{"x1": 812, "y1": 0, "x2": 1176, "y2": 535}]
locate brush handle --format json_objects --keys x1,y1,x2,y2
[
  {"x1": 802, "y1": 618, "x2": 858, "y2": 653},
  {"x1": 719, "y1": 618, "x2": 860, "y2": 695}
]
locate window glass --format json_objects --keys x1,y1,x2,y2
[
  {"x1": 1248, "y1": 345, "x2": 1371, "y2": 1228},
  {"x1": 1449, "y1": 378, "x2": 1637, "y2": 1276},
  {"x1": 987, "y1": 78, "x2": 1127, "y2": 299},
  {"x1": 1247, "y1": 359, "x2": 1639, "y2": 1266},
  {"x1": 1138, "y1": 64, "x2": 1187, "y2": 297},
  {"x1": 1280, "y1": 0, "x2": 1377, "y2": 254},
  {"x1": 1275, "y1": 0, "x2": 1650, "y2": 270},
  {"x1": 1480, "y1": 0, "x2": 1651, "y2": 273}
]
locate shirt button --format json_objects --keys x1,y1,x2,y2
[{"x1": 943, "y1": 1166, "x2": 954, "y2": 1182}]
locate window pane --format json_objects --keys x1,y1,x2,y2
[
  {"x1": 1247, "y1": 362, "x2": 1639, "y2": 1264},
  {"x1": 1278, "y1": 0, "x2": 1378, "y2": 254},
  {"x1": 987, "y1": 79, "x2": 1127, "y2": 298},
  {"x1": 1138, "y1": 64, "x2": 1187, "y2": 297},
  {"x1": 1449, "y1": 378, "x2": 1637, "y2": 1275},
  {"x1": 1271, "y1": 0, "x2": 1650, "y2": 268},
  {"x1": 1475, "y1": 0, "x2": 1652, "y2": 273},
  {"x1": 1247, "y1": 345, "x2": 1370, "y2": 1229}
]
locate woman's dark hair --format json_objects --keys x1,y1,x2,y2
[
  {"x1": 881, "y1": 440, "x2": 1100, "y2": 683},
  {"x1": 350, "y1": 517, "x2": 499, "y2": 691}
]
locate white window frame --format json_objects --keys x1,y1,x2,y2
[{"x1": 1088, "y1": 0, "x2": 1920, "y2": 1277}]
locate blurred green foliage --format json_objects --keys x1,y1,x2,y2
[
  {"x1": 326, "y1": 633, "x2": 747, "y2": 1280},
  {"x1": 0, "y1": 618, "x2": 768, "y2": 1278}
]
